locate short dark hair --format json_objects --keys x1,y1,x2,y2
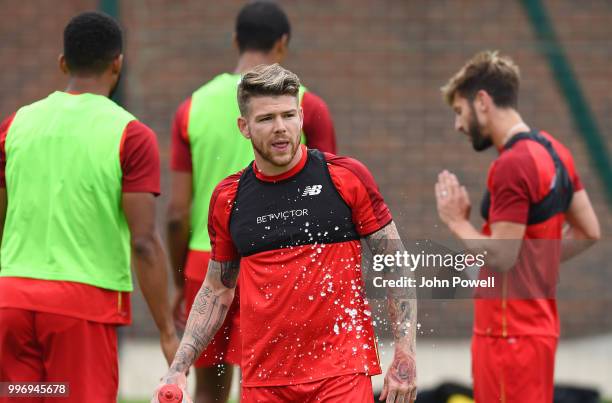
[
  {"x1": 237, "y1": 63, "x2": 300, "y2": 116},
  {"x1": 63, "y1": 11, "x2": 123, "y2": 75},
  {"x1": 235, "y1": 1, "x2": 291, "y2": 53},
  {"x1": 442, "y1": 50, "x2": 520, "y2": 108}
]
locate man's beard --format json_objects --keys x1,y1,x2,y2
[
  {"x1": 468, "y1": 104, "x2": 493, "y2": 152},
  {"x1": 251, "y1": 134, "x2": 300, "y2": 168}
]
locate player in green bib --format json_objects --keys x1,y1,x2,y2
[
  {"x1": 0, "y1": 12, "x2": 178, "y2": 403},
  {"x1": 167, "y1": 2, "x2": 337, "y2": 402}
]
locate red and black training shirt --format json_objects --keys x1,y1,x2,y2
[{"x1": 208, "y1": 145, "x2": 391, "y2": 386}]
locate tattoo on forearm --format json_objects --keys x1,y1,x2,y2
[
  {"x1": 191, "y1": 286, "x2": 211, "y2": 314},
  {"x1": 169, "y1": 260, "x2": 237, "y2": 373},
  {"x1": 388, "y1": 297, "x2": 416, "y2": 348},
  {"x1": 365, "y1": 222, "x2": 398, "y2": 256},
  {"x1": 365, "y1": 221, "x2": 417, "y2": 349},
  {"x1": 170, "y1": 344, "x2": 198, "y2": 374},
  {"x1": 220, "y1": 260, "x2": 240, "y2": 288}
]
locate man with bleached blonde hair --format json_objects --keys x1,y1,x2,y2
[
  {"x1": 166, "y1": 3, "x2": 336, "y2": 401},
  {"x1": 155, "y1": 64, "x2": 417, "y2": 403},
  {"x1": 436, "y1": 51, "x2": 600, "y2": 402}
]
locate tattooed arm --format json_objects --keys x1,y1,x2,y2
[
  {"x1": 365, "y1": 221, "x2": 417, "y2": 403},
  {"x1": 153, "y1": 258, "x2": 240, "y2": 400}
]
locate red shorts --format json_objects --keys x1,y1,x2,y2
[
  {"x1": 241, "y1": 374, "x2": 373, "y2": 403},
  {"x1": 0, "y1": 308, "x2": 118, "y2": 403},
  {"x1": 185, "y1": 278, "x2": 241, "y2": 367},
  {"x1": 472, "y1": 334, "x2": 557, "y2": 403}
]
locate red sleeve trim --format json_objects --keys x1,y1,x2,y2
[
  {"x1": 325, "y1": 153, "x2": 392, "y2": 236},
  {"x1": 208, "y1": 172, "x2": 242, "y2": 261},
  {"x1": 170, "y1": 98, "x2": 193, "y2": 172},
  {"x1": 181, "y1": 99, "x2": 191, "y2": 143},
  {"x1": 487, "y1": 151, "x2": 534, "y2": 225},
  {"x1": 120, "y1": 120, "x2": 161, "y2": 195},
  {"x1": 119, "y1": 126, "x2": 127, "y2": 163},
  {"x1": 0, "y1": 113, "x2": 17, "y2": 188},
  {"x1": 301, "y1": 92, "x2": 337, "y2": 154}
]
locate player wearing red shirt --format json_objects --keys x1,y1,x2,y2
[
  {"x1": 166, "y1": 3, "x2": 337, "y2": 402},
  {"x1": 0, "y1": 12, "x2": 178, "y2": 403},
  {"x1": 436, "y1": 51, "x2": 600, "y2": 402},
  {"x1": 155, "y1": 64, "x2": 417, "y2": 403}
]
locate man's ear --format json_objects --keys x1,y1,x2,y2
[
  {"x1": 299, "y1": 106, "x2": 304, "y2": 131},
  {"x1": 238, "y1": 116, "x2": 250, "y2": 139},
  {"x1": 273, "y1": 34, "x2": 289, "y2": 62},
  {"x1": 474, "y1": 89, "x2": 490, "y2": 113},
  {"x1": 58, "y1": 54, "x2": 69, "y2": 74},
  {"x1": 111, "y1": 54, "x2": 124, "y2": 75},
  {"x1": 279, "y1": 33, "x2": 289, "y2": 49}
]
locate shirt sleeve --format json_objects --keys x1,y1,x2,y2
[
  {"x1": 170, "y1": 98, "x2": 193, "y2": 172},
  {"x1": 120, "y1": 120, "x2": 161, "y2": 195},
  {"x1": 325, "y1": 154, "x2": 392, "y2": 236},
  {"x1": 541, "y1": 131, "x2": 584, "y2": 193},
  {"x1": 208, "y1": 174, "x2": 241, "y2": 262},
  {"x1": 557, "y1": 139, "x2": 584, "y2": 192},
  {"x1": 0, "y1": 113, "x2": 16, "y2": 188},
  {"x1": 488, "y1": 154, "x2": 538, "y2": 225},
  {"x1": 301, "y1": 92, "x2": 337, "y2": 154},
  {"x1": 572, "y1": 172, "x2": 583, "y2": 192}
]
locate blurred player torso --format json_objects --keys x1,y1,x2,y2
[
  {"x1": 476, "y1": 131, "x2": 581, "y2": 337},
  {"x1": 1, "y1": 91, "x2": 134, "y2": 291}
]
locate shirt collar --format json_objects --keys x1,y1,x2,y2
[{"x1": 254, "y1": 144, "x2": 308, "y2": 182}]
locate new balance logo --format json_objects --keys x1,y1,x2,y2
[{"x1": 302, "y1": 185, "x2": 322, "y2": 196}]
